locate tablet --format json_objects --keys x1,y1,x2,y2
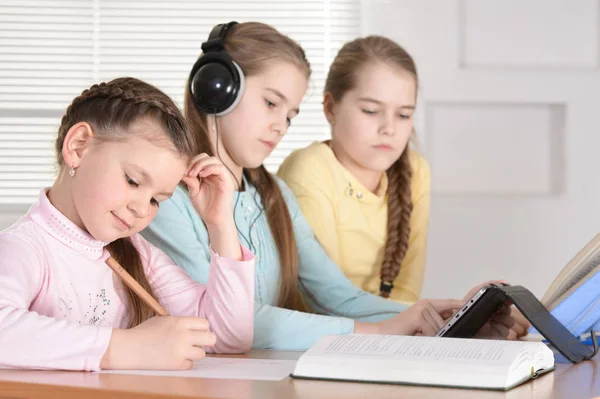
[{"x1": 436, "y1": 284, "x2": 511, "y2": 338}]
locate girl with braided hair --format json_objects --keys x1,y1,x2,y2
[
  {"x1": 279, "y1": 36, "x2": 428, "y2": 303},
  {"x1": 142, "y1": 23, "x2": 518, "y2": 351},
  {"x1": 0, "y1": 77, "x2": 255, "y2": 371},
  {"x1": 279, "y1": 36, "x2": 530, "y2": 337}
]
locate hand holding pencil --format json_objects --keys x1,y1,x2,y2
[{"x1": 99, "y1": 257, "x2": 216, "y2": 370}]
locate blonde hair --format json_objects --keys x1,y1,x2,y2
[
  {"x1": 185, "y1": 22, "x2": 311, "y2": 311},
  {"x1": 325, "y1": 36, "x2": 418, "y2": 298}
]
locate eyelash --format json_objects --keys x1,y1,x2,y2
[
  {"x1": 265, "y1": 98, "x2": 292, "y2": 127},
  {"x1": 362, "y1": 109, "x2": 411, "y2": 119},
  {"x1": 125, "y1": 174, "x2": 138, "y2": 187},
  {"x1": 125, "y1": 174, "x2": 159, "y2": 207}
]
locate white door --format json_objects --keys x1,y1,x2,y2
[{"x1": 362, "y1": 0, "x2": 600, "y2": 299}]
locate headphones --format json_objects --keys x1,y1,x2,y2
[{"x1": 188, "y1": 21, "x2": 245, "y2": 116}]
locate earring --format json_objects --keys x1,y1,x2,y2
[{"x1": 69, "y1": 164, "x2": 76, "y2": 177}]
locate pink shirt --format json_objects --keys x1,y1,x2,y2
[{"x1": 0, "y1": 189, "x2": 255, "y2": 371}]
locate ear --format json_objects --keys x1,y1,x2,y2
[
  {"x1": 323, "y1": 92, "x2": 337, "y2": 125},
  {"x1": 61, "y1": 122, "x2": 95, "y2": 168}
]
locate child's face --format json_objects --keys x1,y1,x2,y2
[
  {"x1": 71, "y1": 124, "x2": 187, "y2": 243},
  {"x1": 330, "y1": 62, "x2": 416, "y2": 172},
  {"x1": 217, "y1": 61, "x2": 308, "y2": 168}
]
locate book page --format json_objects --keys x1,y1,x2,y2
[
  {"x1": 542, "y1": 233, "x2": 600, "y2": 308},
  {"x1": 313, "y1": 334, "x2": 529, "y2": 365},
  {"x1": 550, "y1": 252, "x2": 600, "y2": 308}
]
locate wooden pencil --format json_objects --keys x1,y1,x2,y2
[{"x1": 106, "y1": 257, "x2": 169, "y2": 316}]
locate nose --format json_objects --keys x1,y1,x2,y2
[
  {"x1": 272, "y1": 124, "x2": 283, "y2": 136},
  {"x1": 270, "y1": 111, "x2": 288, "y2": 137},
  {"x1": 127, "y1": 198, "x2": 149, "y2": 219},
  {"x1": 378, "y1": 113, "x2": 395, "y2": 136}
]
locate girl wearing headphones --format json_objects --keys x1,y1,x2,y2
[{"x1": 142, "y1": 21, "x2": 519, "y2": 350}]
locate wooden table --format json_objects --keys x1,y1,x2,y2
[{"x1": 0, "y1": 350, "x2": 598, "y2": 399}]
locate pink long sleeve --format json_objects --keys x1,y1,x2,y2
[
  {"x1": 134, "y1": 235, "x2": 255, "y2": 353},
  {"x1": 0, "y1": 231, "x2": 113, "y2": 371},
  {"x1": 0, "y1": 189, "x2": 254, "y2": 371}
]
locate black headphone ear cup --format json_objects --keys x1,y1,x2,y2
[
  {"x1": 218, "y1": 60, "x2": 245, "y2": 116},
  {"x1": 189, "y1": 53, "x2": 244, "y2": 115}
]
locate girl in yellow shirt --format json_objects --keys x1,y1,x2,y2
[{"x1": 278, "y1": 35, "x2": 430, "y2": 303}]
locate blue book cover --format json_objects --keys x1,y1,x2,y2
[
  {"x1": 529, "y1": 271, "x2": 600, "y2": 337},
  {"x1": 529, "y1": 234, "x2": 600, "y2": 342}
]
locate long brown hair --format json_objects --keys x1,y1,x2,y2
[
  {"x1": 185, "y1": 22, "x2": 311, "y2": 311},
  {"x1": 55, "y1": 77, "x2": 196, "y2": 326},
  {"x1": 324, "y1": 36, "x2": 418, "y2": 298}
]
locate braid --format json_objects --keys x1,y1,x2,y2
[
  {"x1": 379, "y1": 150, "x2": 413, "y2": 298},
  {"x1": 245, "y1": 166, "x2": 306, "y2": 312},
  {"x1": 55, "y1": 77, "x2": 191, "y2": 167},
  {"x1": 64, "y1": 78, "x2": 182, "y2": 117}
]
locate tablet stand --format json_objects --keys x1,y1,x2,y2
[{"x1": 495, "y1": 284, "x2": 598, "y2": 364}]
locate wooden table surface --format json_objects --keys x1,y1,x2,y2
[{"x1": 0, "y1": 349, "x2": 598, "y2": 399}]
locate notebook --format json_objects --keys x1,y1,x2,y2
[{"x1": 290, "y1": 334, "x2": 554, "y2": 391}]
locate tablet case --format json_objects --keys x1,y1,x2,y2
[
  {"x1": 441, "y1": 286, "x2": 510, "y2": 338},
  {"x1": 447, "y1": 284, "x2": 598, "y2": 364}
]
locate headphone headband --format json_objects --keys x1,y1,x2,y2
[{"x1": 201, "y1": 21, "x2": 238, "y2": 54}]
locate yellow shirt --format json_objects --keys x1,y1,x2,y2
[{"x1": 277, "y1": 141, "x2": 430, "y2": 303}]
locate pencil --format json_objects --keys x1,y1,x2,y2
[{"x1": 106, "y1": 257, "x2": 169, "y2": 316}]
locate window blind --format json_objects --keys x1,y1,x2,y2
[{"x1": 0, "y1": 0, "x2": 360, "y2": 204}]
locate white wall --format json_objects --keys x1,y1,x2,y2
[
  {"x1": 0, "y1": 206, "x2": 27, "y2": 229},
  {"x1": 362, "y1": 0, "x2": 600, "y2": 299}
]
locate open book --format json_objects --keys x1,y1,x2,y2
[
  {"x1": 291, "y1": 334, "x2": 554, "y2": 391},
  {"x1": 532, "y1": 233, "x2": 600, "y2": 338},
  {"x1": 541, "y1": 233, "x2": 600, "y2": 309}
]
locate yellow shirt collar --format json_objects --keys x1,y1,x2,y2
[{"x1": 320, "y1": 141, "x2": 388, "y2": 201}]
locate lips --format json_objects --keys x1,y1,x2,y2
[
  {"x1": 373, "y1": 144, "x2": 393, "y2": 151},
  {"x1": 260, "y1": 140, "x2": 276, "y2": 150},
  {"x1": 111, "y1": 212, "x2": 132, "y2": 230}
]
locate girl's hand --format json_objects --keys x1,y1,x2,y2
[
  {"x1": 355, "y1": 298, "x2": 464, "y2": 336},
  {"x1": 462, "y1": 280, "x2": 528, "y2": 340},
  {"x1": 100, "y1": 316, "x2": 215, "y2": 370},
  {"x1": 474, "y1": 303, "x2": 517, "y2": 340},
  {"x1": 182, "y1": 153, "x2": 235, "y2": 228},
  {"x1": 182, "y1": 153, "x2": 241, "y2": 260},
  {"x1": 508, "y1": 306, "x2": 531, "y2": 338}
]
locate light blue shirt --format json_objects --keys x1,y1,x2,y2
[{"x1": 142, "y1": 176, "x2": 407, "y2": 350}]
